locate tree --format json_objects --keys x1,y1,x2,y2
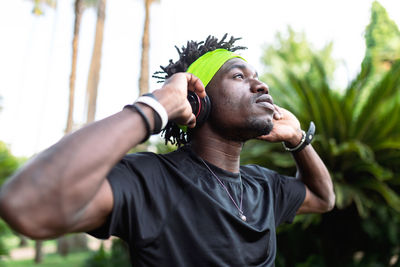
[
  {"x1": 85, "y1": 238, "x2": 130, "y2": 267},
  {"x1": 138, "y1": 0, "x2": 156, "y2": 96},
  {"x1": 85, "y1": 0, "x2": 106, "y2": 123},
  {"x1": 241, "y1": 4, "x2": 400, "y2": 265},
  {"x1": 66, "y1": 0, "x2": 83, "y2": 134},
  {"x1": 0, "y1": 142, "x2": 20, "y2": 186},
  {"x1": 363, "y1": 1, "x2": 400, "y2": 74},
  {"x1": 262, "y1": 26, "x2": 337, "y2": 87},
  {"x1": 0, "y1": 220, "x2": 11, "y2": 262},
  {"x1": 0, "y1": 141, "x2": 24, "y2": 262}
]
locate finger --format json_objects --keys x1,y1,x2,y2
[
  {"x1": 273, "y1": 113, "x2": 281, "y2": 120},
  {"x1": 273, "y1": 104, "x2": 283, "y2": 120},
  {"x1": 185, "y1": 73, "x2": 206, "y2": 98},
  {"x1": 187, "y1": 114, "x2": 197, "y2": 128},
  {"x1": 256, "y1": 134, "x2": 275, "y2": 142}
]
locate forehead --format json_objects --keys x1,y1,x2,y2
[{"x1": 218, "y1": 58, "x2": 257, "y2": 76}]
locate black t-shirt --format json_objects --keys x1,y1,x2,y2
[{"x1": 89, "y1": 145, "x2": 306, "y2": 267}]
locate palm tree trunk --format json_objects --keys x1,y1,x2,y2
[
  {"x1": 86, "y1": 0, "x2": 106, "y2": 123},
  {"x1": 18, "y1": 234, "x2": 28, "y2": 247},
  {"x1": 34, "y1": 240, "x2": 43, "y2": 263},
  {"x1": 138, "y1": 0, "x2": 153, "y2": 96},
  {"x1": 66, "y1": 0, "x2": 83, "y2": 134}
]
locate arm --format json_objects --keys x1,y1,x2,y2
[
  {"x1": 0, "y1": 73, "x2": 205, "y2": 239},
  {"x1": 258, "y1": 106, "x2": 335, "y2": 214}
]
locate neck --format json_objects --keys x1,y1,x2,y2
[{"x1": 191, "y1": 124, "x2": 243, "y2": 173}]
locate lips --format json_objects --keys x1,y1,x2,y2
[{"x1": 255, "y1": 95, "x2": 275, "y2": 111}]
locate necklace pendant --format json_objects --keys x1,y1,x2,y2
[{"x1": 240, "y1": 214, "x2": 247, "y2": 222}]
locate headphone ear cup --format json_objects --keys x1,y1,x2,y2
[
  {"x1": 197, "y1": 94, "x2": 211, "y2": 125},
  {"x1": 187, "y1": 91, "x2": 211, "y2": 126}
]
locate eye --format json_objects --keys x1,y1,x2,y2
[{"x1": 233, "y1": 73, "x2": 244, "y2": 79}]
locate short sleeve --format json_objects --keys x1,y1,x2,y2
[
  {"x1": 268, "y1": 171, "x2": 306, "y2": 226},
  {"x1": 87, "y1": 152, "x2": 173, "y2": 244}
]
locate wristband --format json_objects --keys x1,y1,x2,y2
[
  {"x1": 135, "y1": 94, "x2": 168, "y2": 132},
  {"x1": 141, "y1": 93, "x2": 162, "y2": 134},
  {"x1": 282, "y1": 121, "x2": 315, "y2": 153},
  {"x1": 282, "y1": 130, "x2": 306, "y2": 152},
  {"x1": 123, "y1": 104, "x2": 150, "y2": 143}
]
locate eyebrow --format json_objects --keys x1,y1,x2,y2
[{"x1": 224, "y1": 64, "x2": 258, "y2": 78}]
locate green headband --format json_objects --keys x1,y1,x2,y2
[{"x1": 186, "y1": 48, "x2": 246, "y2": 87}]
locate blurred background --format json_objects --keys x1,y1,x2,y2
[{"x1": 0, "y1": 0, "x2": 399, "y2": 266}]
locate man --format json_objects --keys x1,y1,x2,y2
[{"x1": 0, "y1": 35, "x2": 335, "y2": 266}]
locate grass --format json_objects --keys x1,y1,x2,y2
[{"x1": 2, "y1": 251, "x2": 90, "y2": 267}]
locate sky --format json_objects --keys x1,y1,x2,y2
[{"x1": 0, "y1": 0, "x2": 399, "y2": 157}]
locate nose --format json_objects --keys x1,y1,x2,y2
[{"x1": 251, "y1": 79, "x2": 269, "y2": 94}]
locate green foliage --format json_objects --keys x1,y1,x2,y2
[
  {"x1": 262, "y1": 26, "x2": 337, "y2": 89},
  {"x1": 85, "y1": 239, "x2": 130, "y2": 267},
  {"x1": 0, "y1": 142, "x2": 20, "y2": 186},
  {"x1": 0, "y1": 220, "x2": 11, "y2": 260},
  {"x1": 108, "y1": 238, "x2": 130, "y2": 266},
  {"x1": 127, "y1": 138, "x2": 177, "y2": 155},
  {"x1": 364, "y1": 1, "x2": 400, "y2": 75},
  {"x1": 0, "y1": 142, "x2": 24, "y2": 262},
  {"x1": 85, "y1": 243, "x2": 108, "y2": 267},
  {"x1": 244, "y1": 3, "x2": 400, "y2": 265}
]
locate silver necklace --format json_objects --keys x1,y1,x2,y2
[{"x1": 200, "y1": 158, "x2": 247, "y2": 222}]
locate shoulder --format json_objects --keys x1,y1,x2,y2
[
  {"x1": 240, "y1": 164, "x2": 303, "y2": 193},
  {"x1": 118, "y1": 146, "x2": 190, "y2": 171},
  {"x1": 106, "y1": 147, "x2": 194, "y2": 204},
  {"x1": 240, "y1": 164, "x2": 284, "y2": 182}
]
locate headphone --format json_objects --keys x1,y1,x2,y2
[{"x1": 187, "y1": 91, "x2": 211, "y2": 126}]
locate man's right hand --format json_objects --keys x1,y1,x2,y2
[{"x1": 153, "y1": 73, "x2": 206, "y2": 129}]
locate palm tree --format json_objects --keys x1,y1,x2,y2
[
  {"x1": 138, "y1": 0, "x2": 156, "y2": 96},
  {"x1": 85, "y1": 0, "x2": 106, "y2": 123},
  {"x1": 66, "y1": 0, "x2": 83, "y2": 134}
]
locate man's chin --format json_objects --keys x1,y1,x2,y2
[
  {"x1": 253, "y1": 120, "x2": 273, "y2": 137},
  {"x1": 260, "y1": 122, "x2": 273, "y2": 136},
  {"x1": 242, "y1": 121, "x2": 274, "y2": 141}
]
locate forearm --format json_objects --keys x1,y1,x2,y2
[
  {"x1": 293, "y1": 145, "x2": 335, "y2": 212},
  {"x1": 0, "y1": 105, "x2": 154, "y2": 235}
]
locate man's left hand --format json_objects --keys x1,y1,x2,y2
[{"x1": 257, "y1": 105, "x2": 302, "y2": 146}]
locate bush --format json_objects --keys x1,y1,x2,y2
[{"x1": 85, "y1": 239, "x2": 130, "y2": 267}]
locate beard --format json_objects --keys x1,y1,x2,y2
[
  {"x1": 248, "y1": 116, "x2": 274, "y2": 136},
  {"x1": 208, "y1": 114, "x2": 274, "y2": 142}
]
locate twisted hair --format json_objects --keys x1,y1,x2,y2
[{"x1": 153, "y1": 34, "x2": 247, "y2": 146}]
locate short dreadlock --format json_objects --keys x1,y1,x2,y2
[{"x1": 152, "y1": 34, "x2": 247, "y2": 146}]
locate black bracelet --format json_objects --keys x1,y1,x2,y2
[
  {"x1": 142, "y1": 93, "x2": 163, "y2": 134},
  {"x1": 124, "y1": 104, "x2": 150, "y2": 143}
]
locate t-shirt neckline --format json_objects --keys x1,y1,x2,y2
[{"x1": 181, "y1": 145, "x2": 241, "y2": 182}]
